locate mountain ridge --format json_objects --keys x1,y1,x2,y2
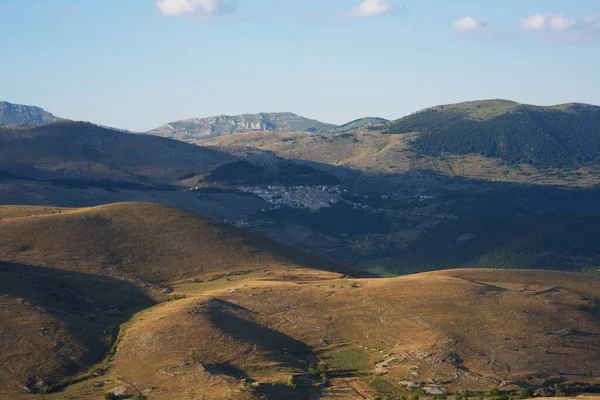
[{"x1": 381, "y1": 99, "x2": 600, "y2": 167}]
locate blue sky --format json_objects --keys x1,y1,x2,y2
[{"x1": 0, "y1": 0, "x2": 599, "y2": 131}]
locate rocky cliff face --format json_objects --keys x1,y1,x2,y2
[
  {"x1": 0, "y1": 101, "x2": 62, "y2": 126},
  {"x1": 147, "y1": 112, "x2": 336, "y2": 139}
]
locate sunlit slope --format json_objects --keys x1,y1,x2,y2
[{"x1": 103, "y1": 269, "x2": 600, "y2": 399}]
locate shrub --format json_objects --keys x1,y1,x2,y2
[
  {"x1": 551, "y1": 384, "x2": 566, "y2": 397},
  {"x1": 104, "y1": 393, "x2": 116, "y2": 400},
  {"x1": 287, "y1": 375, "x2": 297, "y2": 389},
  {"x1": 520, "y1": 389, "x2": 532, "y2": 399},
  {"x1": 320, "y1": 373, "x2": 328, "y2": 383}
]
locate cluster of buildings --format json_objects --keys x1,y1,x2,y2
[{"x1": 238, "y1": 185, "x2": 345, "y2": 210}]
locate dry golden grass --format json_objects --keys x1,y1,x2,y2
[
  {"x1": 74, "y1": 269, "x2": 599, "y2": 400},
  {"x1": 1, "y1": 203, "x2": 599, "y2": 399},
  {"x1": 0, "y1": 205, "x2": 68, "y2": 220}
]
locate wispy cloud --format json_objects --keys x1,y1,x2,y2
[
  {"x1": 156, "y1": 0, "x2": 237, "y2": 18},
  {"x1": 34, "y1": 2, "x2": 80, "y2": 18},
  {"x1": 521, "y1": 13, "x2": 600, "y2": 42},
  {"x1": 348, "y1": 0, "x2": 398, "y2": 18},
  {"x1": 454, "y1": 17, "x2": 488, "y2": 33}
]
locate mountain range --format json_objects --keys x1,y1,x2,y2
[
  {"x1": 147, "y1": 113, "x2": 390, "y2": 138},
  {"x1": 0, "y1": 102, "x2": 389, "y2": 138}
]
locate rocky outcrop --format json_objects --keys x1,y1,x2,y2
[{"x1": 0, "y1": 101, "x2": 62, "y2": 126}]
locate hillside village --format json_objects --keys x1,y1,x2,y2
[{"x1": 239, "y1": 184, "x2": 344, "y2": 210}]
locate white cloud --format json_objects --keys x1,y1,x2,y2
[
  {"x1": 521, "y1": 13, "x2": 600, "y2": 41},
  {"x1": 549, "y1": 15, "x2": 575, "y2": 31},
  {"x1": 454, "y1": 16, "x2": 487, "y2": 33},
  {"x1": 348, "y1": 0, "x2": 397, "y2": 18},
  {"x1": 521, "y1": 13, "x2": 546, "y2": 31},
  {"x1": 156, "y1": 0, "x2": 236, "y2": 18}
]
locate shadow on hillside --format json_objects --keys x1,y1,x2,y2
[
  {"x1": 0, "y1": 121, "x2": 238, "y2": 190},
  {"x1": 203, "y1": 298, "x2": 327, "y2": 398},
  {"x1": 205, "y1": 299, "x2": 311, "y2": 358},
  {"x1": 0, "y1": 261, "x2": 155, "y2": 387}
]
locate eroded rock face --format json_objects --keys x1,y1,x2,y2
[
  {"x1": 147, "y1": 112, "x2": 335, "y2": 139},
  {"x1": 0, "y1": 101, "x2": 62, "y2": 126}
]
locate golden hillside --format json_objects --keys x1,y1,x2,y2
[
  {"x1": 0, "y1": 203, "x2": 598, "y2": 399},
  {"x1": 0, "y1": 202, "x2": 361, "y2": 398}
]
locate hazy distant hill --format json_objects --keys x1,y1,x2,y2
[
  {"x1": 325, "y1": 117, "x2": 388, "y2": 134},
  {"x1": 0, "y1": 101, "x2": 62, "y2": 126},
  {"x1": 382, "y1": 99, "x2": 600, "y2": 167},
  {"x1": 148, "y1": 112, "x2": 337, "y2": 139},
  {"x1": 0, "y1": 120, "x2": 232, "y2": 187}
]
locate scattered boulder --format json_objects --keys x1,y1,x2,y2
[
  {"x1": 94, "y1": 381, "x2": 105, "y2": 388},
  {"x1": 111, "y1": 386, "x2": 128, "y2": 396},
  {"x1": 424, "y1": 385, "x2": 446, "y2": 395},
  {"x1": 399, "y1": 381, "x2": 420, "y2": 389}
]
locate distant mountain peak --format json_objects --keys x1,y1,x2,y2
[
  {"x1": 0, "y1": 101, "x2": 62, "y2": 127},
  {"x1": 325, "y1": 117, "x2": 389, "y2": 134},
  {"x1": 146, "y1": 112, "x2": 337, "y2": 139}
]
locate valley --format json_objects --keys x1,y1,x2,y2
[{"x1": 1, "y1": 99, "x2": 600, "y2": 399}]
